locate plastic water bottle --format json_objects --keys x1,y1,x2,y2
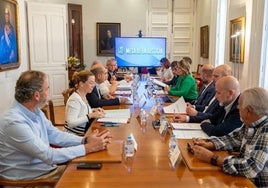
[
  {"x1": 160, "y1": 114, "x2": 167, "y2": 127},
  {"x1": 169, "y1": 134, "x2": 177, "y2": 153},
  {"x1": 140, "y1": 109, "x2": 147, "y2": 125},
  {"x1": 124, "y1": 135, "x2": 135, "y2": 157}
]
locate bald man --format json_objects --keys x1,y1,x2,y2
[
  {"x1": 200, "y1": 76, "x2": 243, "y2": 136},
  {"x1": 177, "y1": 64, "x2": 232, "y2": 123}
]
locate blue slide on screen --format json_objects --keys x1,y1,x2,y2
[{"x1": 115, "y1": 37, "x2": 166, "y2": 67}]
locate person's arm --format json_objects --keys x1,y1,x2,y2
[
  {"x1": 86, "y1": 92, "x2": 120, "y2": 108},
  {"x1": 6, "y1": 113, "x2": 85, "y2": 165},
  {"x1": 201, "y1": 107, "x2": 243, "y2": 136},
  {"x1": 168, "y1": 75, "x2": 195, "y2": 97},
  {"x1": 65, "y1": 94, "x2": 89, "y2": 128}
]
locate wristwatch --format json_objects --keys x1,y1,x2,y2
[{"x1": 210, "y1": 154, "x2": 219, "y2": 166}]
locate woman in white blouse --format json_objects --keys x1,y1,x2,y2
[
  {"x1": 65, "y1": 70, "x2": 105, "y2": 135},
  {"x1": 157, "y1": 57, "x2": 173, "y2": 82}
]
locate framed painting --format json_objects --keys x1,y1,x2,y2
[
  {"x1": 0, "y1": 0, "x2": 20, "y2": 71},
  {"x1": 230, "y1": 17, "x2": 245, "y2": 63},
  {"x1": 200, "y1": 25, "x2": 209, "y2": 58},
  {"x1": 96, "y1": 22, "x2": 121, "y2": 56}
]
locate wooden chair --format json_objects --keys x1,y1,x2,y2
[
  {"x1": 41, "y1": 100, "x2": 65, "y2": 127},
  {"x1": 0, "y1": 177, "x2": 56, "y2": 187},
  {"x1": 62, "y1": 88, "x2": 75, "y2": 105}
]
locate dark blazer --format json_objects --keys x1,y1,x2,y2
[
  {"x1": 193, "y1": 81, "x2": 215, "y2": 112},
  {"x1": 200, "y1": 95, "x2": 243, "y2": 137},
  {"x1": 164, "y1": 75, "x2": 178, "y2": 87},
  {"x1": 86, "y1": 86, "x2": 120, "y2": 108},
  {"x1": 189, "y1": 98, "x2": 220, "y2": 123}
]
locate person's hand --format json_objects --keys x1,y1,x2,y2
[
  {"x1": 110, "y1": 75, "x2": 117, "y2": 82},
  {"x1": 186, "y1": 106, "x2": 198, "y2": 116},
  {"x1": 174, "y1": 114, "x2": 187, "y2": 123},
  {"x1": 192, "y1": 144, "x2": 214, "y2": 163},
  {"x1": 103, "y1": 94, "x2": 115, "y2": 99},
  {"x1": 192, "y1": 138, "x2": 215, "y2": 150},
  {"x1": 89, "y1": 110, "x2": 105, "y2": 119},
  {"x1": 84, "y1": 129, "x2": 112, "y2": 153},
  {"x1": 92, "y1": 107, "x2": 105, "y2": 113},
  {"x1": 119, "y1": 97, "x2": 128, "y2": 104},
  {"x1": 110, "y1": 80, "x2": 119, "y2": 86},
  {"x1": 164, "y1": 85, "x2": 170, "y2": 92}
]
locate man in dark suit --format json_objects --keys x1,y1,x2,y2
[
  {"x1": 176, "y1": 64, "x2": 232, "y2": 123},
  {"x1": 200, "y1": 76, "x2": 243, "y2": 136},
  {"x1": 191, "y1": 63, "x2": 215, "y2": 111},
  {"x1": 87, "y1": 64, "x2": 128, "y2": 108}
]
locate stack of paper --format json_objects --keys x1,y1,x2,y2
[
  {"x1": 163, "y1": 97, "x2": 187, "y2": 114},
  {"x1": 116, "y1": 80, "x2": 132, "y2": 90},
  {"x1": 153, "y1": 79, "x2": 167, "y2": 88},
  {"x1": 171, "y1": 122, "x2": 208, "y2": 139},
  {"x1": 97, "y1": 109, "x2": 131, "y2": 124}
]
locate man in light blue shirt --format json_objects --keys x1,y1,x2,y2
[{"x1": 0, "y1": 70, "x2": 111, "y2": 183}]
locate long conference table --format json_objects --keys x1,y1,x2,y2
[{"x1": 55, "y1": 82, "x2": 256, "y2": 188}]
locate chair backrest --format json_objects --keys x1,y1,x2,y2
[
  {"x1": 0, "y1": 177, "x2": 55, "y2": 187},
  {"x1": 41, "y1": 100, "x2": 65, "y2": 127},
  {"x1": 62, "y1": 88, "x2": 75, "y2": 105}
]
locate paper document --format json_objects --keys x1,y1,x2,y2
[
  {"x1": 163, "y1": 97, "x2": 186, "y2": 114},
  {"x1": 153, "y1": 79, "x2": 167, "y2": 88},
  {"x1": 116, "y1": 80, "x2": 132, "y2": 90},
  {"x1": 114, "y1": 90, "x2": 132, "y2": 95},
  {"x1": 97, "y1": 109, "x2": 131, "y2": 124},
  {"x1": 172, "y1": 130, "x2": 208, "y2": 139},
  {"x1": 171, "y1": 123, "x2": 201, "y2": 130}
]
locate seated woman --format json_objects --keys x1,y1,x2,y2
[
  {"x1": 164, "y1": 59, "x2": 198, "y2": 103},
  {"x1": 156, "y1": 57, "x2": 173, "y2": 82},
  {"x1": 65, "y1": 70, "x2": 105, "y2": 135}
]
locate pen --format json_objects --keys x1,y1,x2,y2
[
  {"x1": 140, "y1": 101, "x2": 146, "y2": 109},
  {"x1": 103, "y1": 123, "x2": 119, "y2": 127}
]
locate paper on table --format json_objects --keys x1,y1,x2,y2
[
  {"x1": 171, "y1": 123, "x2": 201, "y2": 130},
  {"x1": 153, "y1": 79, "x2": 168, "y2": 88},
  {"x1": 163, "y1": 97, "x2": 187, "y2": 114},
  {"x1": 97, "y1": 109, "x2": 131, "y2": 124},
  {"x1": 172, "y1": 130, "x2": 208, "y2": 139},
  {"x1": 116, "y1": 80, "x2": 132, "y2": 90}
]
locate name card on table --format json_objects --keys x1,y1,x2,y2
[{"x1": 169, "y1": 145, "x2": 181, "y2": 168}]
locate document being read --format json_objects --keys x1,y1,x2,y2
[
  {"x1": 163, "y1": 97, "x2": 187, "y2": 114},
  {"x1": 97, "y1": 109, "x2": 131, "y2": 124}
]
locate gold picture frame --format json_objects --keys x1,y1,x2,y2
[
  {"x1": 0, "y1": 0, "x2": 20, "y2": 71},
  {"x1": 200, "y1": 25, "x2": 209, "y2": 58},
  {"x1": 96, "y1": 22, "x2": 121, "y2": 56},
  {"x1": 230, "y1": 17, "x2": 245, "y2": 63}
]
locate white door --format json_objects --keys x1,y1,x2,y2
[
  {"x1": 27, "y1": 2, "x2": 68, "y2": 106},
  {"x1": 147, "y1": 0, "x2": 194, "y2": 61}
]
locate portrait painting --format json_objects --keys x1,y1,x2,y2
[
  {"x1": 200, "y1": 25, "x2": 209, "y2": 58},
  {"x1": 230, "y1": 17, "x2": 245, "y2": 63},
  {"x1": 0, "y1": 0, "x2": 20, "y2": 71},
  {"x1": 96, "y1": 22, "x2": 121, "y2": 56}
]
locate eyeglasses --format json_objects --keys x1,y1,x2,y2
[{"x1": 187, "y1": 143, "x2": 194, "y2": 154}]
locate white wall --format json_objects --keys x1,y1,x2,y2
[
  {"x1": 83, "y1": 0, "x2": 147, "y2": 66},
  {"x1": 0, "y1": 0, "x2": 147, "y2": 114}
]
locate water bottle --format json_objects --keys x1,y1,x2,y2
[
  {"x1": 169, "y1": 134, "x2": 177, "y2": 153},
  {"x1": 124, "y1": 135, "x2": 135, "y2": 157},
  {"x1": 140, "y1": 109, "x2": 147, "y2": 126},
  {"x1": 160, "y1": 114, "x2": 167, "y2": 127}
]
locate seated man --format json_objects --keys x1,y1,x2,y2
[
  {"x1": 177, "y1": 64, "x2": 232, "y2": 123},
  {"x1": 200, "y1": 76, "x2": 243, "y2": 136},
  {"x1": 87, "y1": 64, "x2": 128, "y2": 108},
  {"x1": 191, "y1": 87, "x2": 268, "y2": 187},
  {"x1": 0, "y1": 70, "x2": 111, "y2": 183},
  {"x1": 191, "y1": 63, "x2": 215, "y2": 111}
]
